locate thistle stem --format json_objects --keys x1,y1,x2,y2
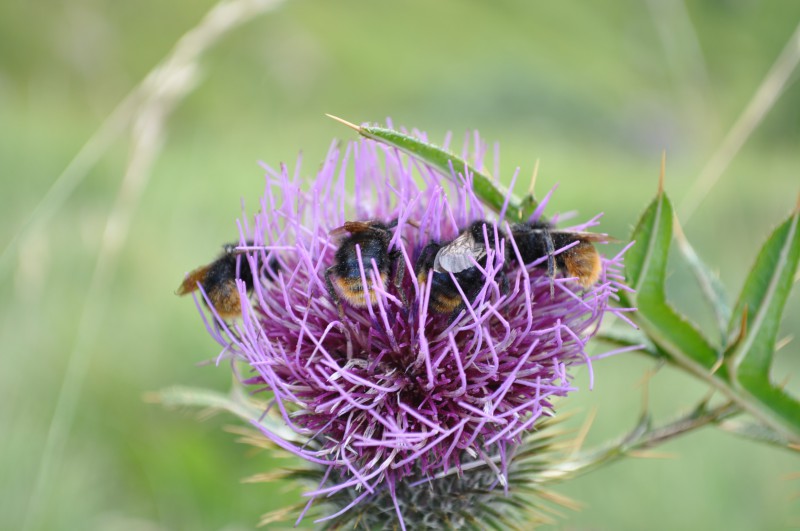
[{"x1": 544, "y1": 401, "x2": 740, "y2": 480}]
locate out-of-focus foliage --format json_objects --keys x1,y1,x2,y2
[{"x1": 1, "y1": 1, "x2": 799, "y2": 529}]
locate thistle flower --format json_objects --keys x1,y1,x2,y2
[{"x1": 194, "y1": 128, "x2": 632, "y2": 527}]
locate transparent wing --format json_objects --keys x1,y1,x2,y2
[{"x1": 433, "y1": 232, "x2": 486, "y2": 273}]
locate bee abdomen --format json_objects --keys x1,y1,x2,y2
[
  {"x1": 561, "y1": 241, "x2": 601, "y2": 287},
  {"x1": 332, "y1": 271, "x2": 389, "y2": 308},
  {"x1": 207, "y1": 278, "x2": 243, "y2": 319}
]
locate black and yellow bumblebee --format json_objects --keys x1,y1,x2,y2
[
  {"x1": 177, "y1": 242, "x2": 255, "y2": 319},
  {"x1": 415, "y1": 220, "x2": 504, "y2": 318},
  {"x1": 325, "y1": 220, "x2": 405, "y2": 309},
  {"x1": 177, "y1": 241, "x2": 280, "y2": 319},
  {"x1": 509, "y1": 219, "x2": 604, "y2": 288},
  {"x1": 415, "y1": 217, "x2": 605, "y2": 319}
]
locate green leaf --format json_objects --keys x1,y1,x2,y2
[
  {"x1": 721, "y1": 202, "x2": 800, "y2": 438},
  {"x1": 148, "y1": 384, "x2": 299, "y2": 441},
  {"x1": 595, "y1": 327, "x2": 660, "y2": 359},
  {"x1": 727, "y1": 204, "x2": 800, "y2": 379},
  {"x1": 674, "y1": 219, "x2": 732, "y2": 341},
  {"x1": 148, "y1": 385, "x2": 260, "y2": 420},
  {"x1": 326, "y1": 115, "x2": 534, "y2": 222},
  {"x1": 738, "y1": 384, "x2": 800, "y2": 439},
  {"x1": 624, "y1": 187, "x2": 720, "y2": 372},
  {"x1": 624, "y1": 180, "x2": 800, "y2": 439},
  {"x1": 625, "y1": 193, "x2": 670, "y2": 292},
  {"x1": 518, "y1": 193, "x2": 539, "y2": 220},
  {"x1": 719, "y1": 418, "x2": 798, "y2": 451}
]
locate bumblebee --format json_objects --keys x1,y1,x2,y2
[
  {"x1": 177, "y1": 242, "x2": 278, "y2": 319},
  {"x1": 416, "y1": 220, "x2": 505, "y2": 317},
  {"x1": 325, "y1": 220, "x2": 404, "y2": 309},
  {"x1": 509, "y1": 219, "x2": 604, "y2": 287}
]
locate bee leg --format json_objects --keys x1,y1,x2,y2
[
  {"x1": 543, "y1": 229, "x2": 556, "y2": 299},
  {"x1": 325, "y1": 267, "x2": 346, "y2": 319},
  {"x1": 497, "y1": 271, "x2": 510, "y2": 297},
  {"x1": 390, "y1": 251, "x2": 407, "y2": 307}
]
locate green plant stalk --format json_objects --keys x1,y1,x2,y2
[
  {"x1": 399, "y1": 399, "x2": 750, "y2": 488},
  {"x1": 625, "y1": 279, "x2": 800, "y2": 444},
  {"x1": 630, "y1": 310, "x2": 800, "y2": 442},
  {"x1": 543, "y1": 401, "x2": 742, "y2": 481}
]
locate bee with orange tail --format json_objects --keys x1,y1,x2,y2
[
  {"x1": 177, "y1": 242, "x2": 278, "y2": 319},
  {"x1": 325, "y1": 220, "x2": 405, "y2": 311},
  {"x1": 509, "y1": 219, "x2": 605, "y2": 288},
  {"x1": 416, "y1": 220, "x2": 506, "y2": 319}
]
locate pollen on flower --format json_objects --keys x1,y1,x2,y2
[{"x1": 192, "y1": 129, "x2": 634, "y2": 526}]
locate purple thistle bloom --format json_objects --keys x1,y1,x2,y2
[{"x1": 194, "y1": 129, "x2": 634, "y2": 526}]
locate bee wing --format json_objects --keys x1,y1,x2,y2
[
  {"x1": 343, "y1": 221, "x2": 375, "y2": 233},
  {"x1": 329, "y1": 221, "x2": 375, "y2": 239},
  {"x1": 433, "y1": 232, "x2": 486, "y2": 273}
]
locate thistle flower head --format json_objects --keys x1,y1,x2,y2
[
  {"x1": 195, "y1": 128, "x2": 632, "y2": 525},
  {"x1": 259, "y1": 417, "x2": 575, "y2": 530}
]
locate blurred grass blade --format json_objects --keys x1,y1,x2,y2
[
  {"x1": 326, "y1": 115, "x2": 535, "y2": 222},
  {"x1": 727, "y1": 200, "x2": 800, "y2": 379},
  {"x1": 674, "y1": 217, "x2": 732, "y2": 340},
  {"x1": 625, "y1": 167, "x2": 719, "y2": 371},
  {"x1": 679, "y1": 22, "x2": 800, "y2": 223}
]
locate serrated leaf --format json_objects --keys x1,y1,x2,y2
[
  {"x1": 625, "y1": 189, "x2": 719, "y2": 371},
  {"x1": 727, "y1": 206, "x2": 800, "y2": 379},
  {"x1": 327, "y1": 115, "x2": 536, "y2": 222},
  {"x1": 722, "y1": 203, "x2": 800, "y2": 437},
  {"x1": 623, "y1": 184, "x2": 800, "y2": 440}
]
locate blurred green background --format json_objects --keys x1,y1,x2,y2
[{"x1": 2, "y1": 0, "x2": 799, "y2": 529}]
